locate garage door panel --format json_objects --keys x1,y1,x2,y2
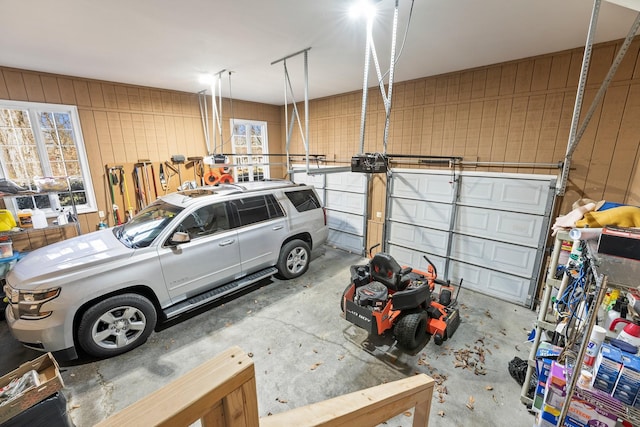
[
  {"x1": 451, "y1": 234, "x2": 537, "y2": 278},
  {"x1": 459, "y1": 176, "x2": 549, "y2": 215},
  {"x1": 326, "y1": 172, "x2": 366, "y2": 193},
  {"x1": 448, "y1": 261, "x2": 530, "y2": 305},
  {"x1": 291, "y1": 170, "x2": 325, "y2": 189},
  {"x1": 388, "y1": 244, "x2": 446, "y2": 276},
  {"x1": 455, "y1": 206, "x2": 543, "y2": 247},
  {"x1": 327, "y1": 210, "x2": 364, "y2": 235},
  {"x1": 326, "y1": 189, "x2": 365, "y2": 215},
  {"x1": 392, "y1": 172, "x2": 454, "y2": 203},
  {"x1": 390, "y1": 199, "x2": 452, "y2": 230},
  {"x1": 388, "y1": 222, "x2": 448, "y2": 257},
  {"x1": 328, "y1": 230, "x2": 363, "y2": 254}
]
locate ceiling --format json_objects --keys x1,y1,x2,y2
[{"x1": 1, "y1": 0, "x2": 638, "y2": 106}]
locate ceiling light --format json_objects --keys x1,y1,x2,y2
[
  {"x1": 349, "y1": 0, "x2": 380, "y2": 19},
  {"x1": 199, "y1": 73, "x2": 214, "y2": 86}
]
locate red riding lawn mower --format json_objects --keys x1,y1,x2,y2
[{"x1": 341, "y1": 251, "x2": 462, "y2": 351}]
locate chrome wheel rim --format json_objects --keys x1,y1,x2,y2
[
  {"x1": 286, "y1": 246, "x2": 308, "y2": 274},
  {"x1": 91, "y1": 305, "x2": 147, "y2": 349}
]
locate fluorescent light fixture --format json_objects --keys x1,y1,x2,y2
[{"x1": 349, "y1": 0, "x2": 379, "y2": 19}]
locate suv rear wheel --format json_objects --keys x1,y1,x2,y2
[
  {"x1": 77, "y1": 294, "x2": 157, "y2": 358},
  {"x1": 276, "y1": 239, "x2": 310, "y2": 279}
]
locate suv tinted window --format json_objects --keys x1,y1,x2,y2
[
  {"x1": 176, "y1": 202, "x2": 230, "y2": 240},
  {"x1": 285, "y1": 189, "x2": 321, "y2": 212},
  {"x1": 232, "y1": 194, "x2": 284, "y2": 227}
]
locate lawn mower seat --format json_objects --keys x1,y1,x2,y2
[{"x1": 370, "y1": 253, "x2": 412, "y2": 291}]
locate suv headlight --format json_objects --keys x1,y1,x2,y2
[{"x1": 5, "y1": 285, "x2": 61, "y2": 320}]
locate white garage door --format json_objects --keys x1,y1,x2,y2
[
  {"x1": 386, "y1": 169, "x2": 556, "y2": 307},
  {"x1": 292, "y1": 168, "x2": 367, "y2": 254}
]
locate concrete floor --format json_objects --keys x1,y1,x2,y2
[{"x1": 1, "y1": 246, "x2": 538, "y2": 427}]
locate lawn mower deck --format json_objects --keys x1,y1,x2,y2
[{"x1": 341, "y1": 252, "x2": 461, "y2": 352}]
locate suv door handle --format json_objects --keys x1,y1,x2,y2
[
  {"x1": 272, "y1": 225, "x2": 283, "y2": 230},
  {"x1": 219, "y1": 239, "x2": 235, "y2": 246}
]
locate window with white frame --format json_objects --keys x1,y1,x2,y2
[
  {"x1": 0, "y1": 100, "x2": 96, "y2": 216},
  {"x1": 230, "y1": 120, "x2": 269, "y2": 182}
]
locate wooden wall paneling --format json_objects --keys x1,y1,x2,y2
[
  {"x1": 171, "y1": 93, "x2": 182, "y2": 115},
  {"x1": 442, "y1": 105, "x2": 457, "y2": 156},
  {"x1": 420, "y1": 106, "x2": 434, "y2": 155},
  {"x1": 94, "y1": 110, "x2": 115, "y2": 165},
  {"x1": 72, "y1": 80, "x2": 92, "y2": 107},
  {"x1": 40, "y1": 75, "x2": 61, "y2": 104},
  {"x1": 566, "y1": 50, "x2": 585, "y2": 89},
  {"x1": 531, "y1": 57, "x2": 552, "y2": 92},
  {"x1": 617, "y1": 84, "x2": 640, "y2": 203},
  {"x1": 587, "y1": 44, "x2": 617, "y2": 86},
  {"x1": 3, "y1": 70, "x2": 28, "y2": 100},
  {"x1": 548, "y1": 53, "x2": 572, "y2": 89},
  {"x1": 115, "y1": 86, "x2": 131, "y2": 111},
  {"x1": 102, "y1": 84, "x2": 118, "y2": 109},
  {"x1": 435, "y1": 77, "x2": 448, "y2": 104},
  {"x1": 56, "y1": 78, "x2": 77, "y2": 105},
  {"x1": 139, "y1": 88, "x2": 153, "y2": 112},
  {"x1": 394, "y1": 84, "x2": 405, "y2": 109},
  {"x1": 0, "y1": 71, "x2": 9, "y2": 99},
  {"x1": 518, "y1": 95, "x2": 545, "y2": 173},
  {"x1": 431, "y1": 105, "x2": 446, "y2": 156},
  {"x1": 491, "y1": 98, "x2": 513, "y2": 165},
  {"x1": 414, "y1": 80, "x2": 425, "y2": 106},
  {"x1": 614, "y1": 39, "x2": 639, "y2": 81},
  {"x1": 514, "y1": 60, "x2": 534, "y2": 94},
  {"x1": 424, "y1": 79, "x2": 436, "y2": 105},
  {"x1": 471, "y1": 69, "x2": 487, "y2": 99},
  {"x1": 446, "y1": 74, "x2": 460, "y2": 102},
  {"x1": 151, "y1": 90, "x2": 163, "y2": 113},
  {"x1": 459, "y1": 71, "x2": 473, "y2": 102},
  {"x1": 401, "y1": 109, "x2": 413, "y2": 153},
  {"x1": 485, "y1": 66, "x2": 501, "y2": 97},
  {"x1": 161, "y1": 92, "x2": 173, "y2": 114},
  {"x1": 504, "y1": 96, "x2": 529, "y2": 172},
  {"x1": 535, "y1": 92, "x2": 565, "y2": 166},
  {"x1": 119, "y1": 113, "x2": 138, "y2": 163},
  {"x1": 564, "y1": 89, "x2": 602, "y2": 204},
  {"x1": 410, "y1": 106, "x2": 424, "y2": 155},
  {"x1": 465, "y1": 101, "x2": 483, "y2": 160},
  {"x1": 499, "y1": 63, "x2": 517, "y2": 96},
  {"x1": 583, "y1": 85, "x2": 628, "y2": 201},
  {"x1": 154, "y1": 115, "x2": 169, "y2": 160},
  {"x1": 453, "y1": 103, "x2": 469, "y2": 156},
  {"x1": 128, "y1": 87, "x2": 141, "y2": 111},
  {"x1": 88, "y1": 82, "x2": 105, "y2": 108},
  {"x1": 23, "y1": 73, "x2": 45, "y2": 102},
  {"x1": 553, "y1": 93, "x2": 574, "y2": 163},
  {"x1": 478, "y1": 99, "x2": 497, "y2": 167}
]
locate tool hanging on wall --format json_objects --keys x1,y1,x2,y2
[
  {"x1": 186, "y1": 156, "x2": 204, "y2": 187},
  {"x1": 162, "y1": 161, "x2": 179, "y2": 194},
  {"x1": 133, "y1": 165, "x2": 146, "y2": 210},
  {"x1": 106, "y1": 165, "x2": 122, "y2": 226},
  {"x1": 159, "y1": 163, "x2": 167, "y2": 192},
  {"x1": 171, "y1": 155, "x2": 186, "y2": 189},
  {"x1": 134, "y1": 160, "x2": 158, "y2": 209},
  {"x1": 116, "y1": 166, "x2": 134, "y2": 221}
]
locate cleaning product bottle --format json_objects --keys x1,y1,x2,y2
[
  {"x1": 31, "y1": 208, "x2": 47, "y2": 229},
  {"x1": 584, "y1": 325, "x2": 606, "y2": 367},
  {"x1": 604, "y1": 299, "x2": 623, "y2": 338}
]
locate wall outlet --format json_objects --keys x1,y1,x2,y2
[
  {"x1": 376, "y1": 211, "x2": 382, "y2": 218},
  {"x1": 98, "y1": 210, "x2": 105, "y2": 219}
]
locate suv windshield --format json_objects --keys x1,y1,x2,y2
[{"x1": 114, "y1": 201, "x2": 183, "y2": 248}]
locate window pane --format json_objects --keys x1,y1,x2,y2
[
  {"x1": 65, "y1": 161, "x2": 81, "y2": 176},
  {"x1": 39, "y1": 112, "x2": 54, "y2": 129},
  {"x1": 0, "y1": 110, "x2": 11, "y2": 127},
  {"x1": 11, "y1": 110, "x2": 30, "y2": 128},
  {"x1": 55, "y1": 113, "x2": 72, "y2": 130},
  {"x1": 50, "y1": 161, "x2": 66, "y2": 176}
]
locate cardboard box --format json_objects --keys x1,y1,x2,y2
[
  {"x1": 533, "y1": 343, "x2": 563, "y2": 412},
  {"x1": 0, "y1": 353, "x2": 64, "y2": 424},
  {"x1": 597, "y1": 226, "x2": 640, "y2": 261},
  {"x1": 592, "y1": 344, "x2": 623, "y2": 394},
  {"x1": 565, "y1": 390, "x2": 618, "y2": 427},
  {"x1": 544, "y1": 361, "x2": 567, "y2": 409},
  {"x1": 612, "y1": 353, "x2": 640, "y2": 405}
]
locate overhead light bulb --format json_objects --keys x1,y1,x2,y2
[
  {"x1": 349, "y1": 0, "x2": 378, "y2": 19},
  {"x1": 199, "y1": 73, "x2": 214, "y2": 85}
]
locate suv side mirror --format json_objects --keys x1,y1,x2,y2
[{"x1": 169, "y1": 231, "x2": 191, "y2": 246}]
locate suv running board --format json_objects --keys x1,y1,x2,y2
[{"x1": 163, "y1": 267, "x2": 278, "y2": 319}]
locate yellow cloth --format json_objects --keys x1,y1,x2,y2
[
  {"x1": 0, "y1": 209, "x2": 16, "y2": 231},
  {"x1": 575, "y1": 206, "x2": 640, "y2": 228}
]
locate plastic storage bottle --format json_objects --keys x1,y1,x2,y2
[
  {"x1": 31, "y1": 209, "x2": 47, "y2": 229},
  {"x1": 584, "y1": 325, "x2": 606, "y2": 367}
]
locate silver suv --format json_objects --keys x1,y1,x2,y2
[{"x1": 4, "y1": 181, "x2": 328, "y2": 359}]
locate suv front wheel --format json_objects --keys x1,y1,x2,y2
[
  {"x1": 77, "y1": 294, "x2": 157, "y2": 358},
  {"x1": 276, "y1": 239, "x2": 310, "y2": 279}
]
